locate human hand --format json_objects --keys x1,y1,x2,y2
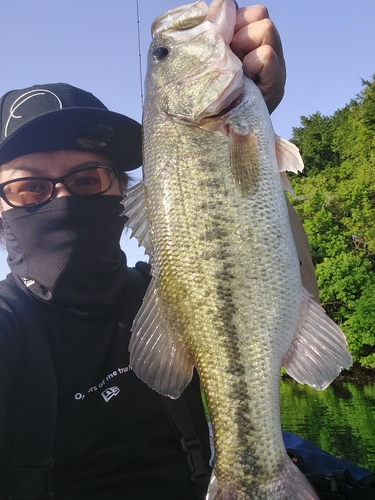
[{"x1": 231, "y1": 5, "x2": 286, "y2": 114}]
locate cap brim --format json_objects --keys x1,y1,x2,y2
[{"x1": 0, "y1": 107, "x2": 142, "y2": 171}]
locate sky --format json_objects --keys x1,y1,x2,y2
[{"x1": 0, "y1": 0, "x2": 374, "y2": 278}]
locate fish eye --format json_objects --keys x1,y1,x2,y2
[{"x1": 152, "y1": 47, "x2": 169, "y2": 62}]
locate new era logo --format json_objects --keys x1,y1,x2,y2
[{"x1": 101, "y1": 386, "x2": 120, "y2": 402}]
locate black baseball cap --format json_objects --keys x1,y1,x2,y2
[{"x1": 0, "y1": 83, "x2": 142, "y2": 171}]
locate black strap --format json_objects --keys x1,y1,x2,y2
[
  {"x1": 162, "y1": 396, "x2": 210, "y2": 500},
  {"x1": 0, "y1": 280, "x2": 57, "y2": 500}
]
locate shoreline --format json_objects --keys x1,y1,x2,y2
[{"x1": 334, "y1": 364, "x2": 375, "y2": 384}]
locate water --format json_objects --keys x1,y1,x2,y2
[{"x1": 280, "y1": 378, "x2": 375, "y2": 472}]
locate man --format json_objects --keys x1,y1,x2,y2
[{"x1": 0, "y1": 6, "x2": 317, "y2": 500}]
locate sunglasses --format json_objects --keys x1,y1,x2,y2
[{"x1": 0, "y1": 165, "x2": 117, "y2": 208}]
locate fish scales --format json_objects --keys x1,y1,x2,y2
[
  {"x1": 143, "y1": 95, "x2": 302, "y2": 497},
  {"x1": 123, "y1": 0, "x2": 352, "y2": 498}
]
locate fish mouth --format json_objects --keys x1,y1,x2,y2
[
  {"x1": 199, "y1": 0, "x2": 243, "y2": 120},
  {"x1": 206, "y1": 0, "x2": 238, "y2": 45},
  {"x1": 204, "y1": 90, "x2": 244, "y2": 120}
]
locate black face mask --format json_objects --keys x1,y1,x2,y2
[{"x1": 2, "y1": 196, "x2": 127, "y2": 316}]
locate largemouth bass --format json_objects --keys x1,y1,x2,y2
[{"x1": 123, "y1": 1, "x2": 352, "y2": 498}]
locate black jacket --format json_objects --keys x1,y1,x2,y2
[{"x1": 0, "y1": 268, "x2": 211, "y2": 500}]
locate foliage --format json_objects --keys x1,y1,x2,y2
[{"x1": 289, "y1": 76, "x2": 375, "y2": 368}]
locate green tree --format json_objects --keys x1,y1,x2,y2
[
  {"x1": 292, "y1": 112, "x2": 340, "y2": 175},
  {"x1": 289, "y1": 76, "x2": 375, "y2": 368}
]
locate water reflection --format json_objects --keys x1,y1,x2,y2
[{"x1": 280, "y1": 378, "x2": 375, "y2": 471}]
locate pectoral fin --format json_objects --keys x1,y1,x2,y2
[
  {"x1": 229, "y1": 129, "x2": 260, "y2": 196},
  {"x1": 129, "y1": 279, "x2": 195, "y2": 399},
  {"x1": 282, "y1": 288, "x2": 352, "y2": 390},
  {"x1": 230, "y1": 132, "x2": 305, "y2": 198}
]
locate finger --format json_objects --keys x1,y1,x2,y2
[
  {"x1": 242, "y1": 46, "x2": 286, "y2": 113},
  {"x1": 231, "y1": 17, "x2": 284, "y2": 68},
  {"x1": 242, "y1": 44, "x2": 283, "y2": 83},
  {"x1": 230, "y1": 5, "x2": 286, "y2": 112},
  {"x1": 234, "y1": 5, "x2": 270, "y2": 34}
]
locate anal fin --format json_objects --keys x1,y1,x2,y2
[{"x1": 282, "y1": 288, "x2": 352, "y2": 390}]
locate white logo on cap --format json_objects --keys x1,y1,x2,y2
[{"x1": 5, "y1": 89, "x2": 63, "y2": 138}]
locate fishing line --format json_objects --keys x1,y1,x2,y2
[{"x1": 136, "y1": 0, "x2": 144, "y2": 110}]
